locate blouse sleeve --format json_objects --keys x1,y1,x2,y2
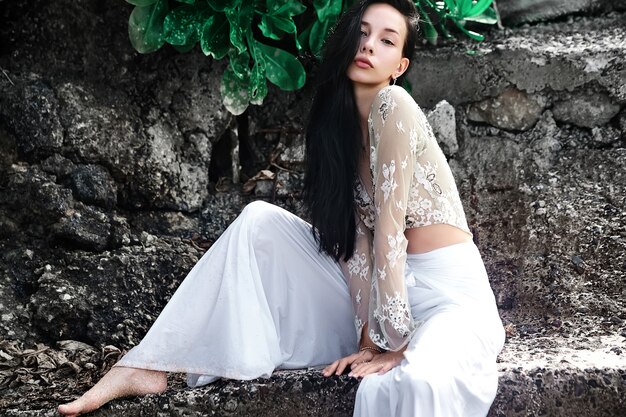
[
  {"x1": 367, "y1": 86, "x2": 427, "y2": 351},
  {"x1": 341, "y1": 215, "x2": 374, "y2": 344}
]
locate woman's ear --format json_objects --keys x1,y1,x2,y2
[{"x1": 394, "y1": 57, "x2": 410, "y2": 79}]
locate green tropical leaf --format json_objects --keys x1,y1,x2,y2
[
  {"x1": 220, "y1": 65, "x2": 250, "y2": 115},
  {"x1": 259, "y1": 13, "x2": 296, "y2": 40},
  {"x1": 226, "y1": 9, "x2": 245, "y2": 52},
  {"x1": 229, "y1": 49, "x2": 251, "y2": 80},
  {"x1": 313, "y1": 0, "x2": 342, "y2": 22},
  {"x1": 416, "y1": 2, "x2": 438, "y2": 45},
  {"x1": 248, "y1": 46, "x2": 268, "y2": 105},
  {"x1": 443, "y1": 0, "x2": 458, "y2": 15},
  {"x1": 163, "y1": 4, "x2": 209, "y2": 46},
  {"x1": 428, "y1": 0, "x2": 446, "y2": 12},
  {"x1": 282, "y1": 2, "x2": 307, "y2": 16},
  {"x1": 256, "y1": 41, "x2": 305, "y2": 91},
  {"x1": 258, "y1": 15, "x2": 279, "y2": 40},
  {"x1": 452, "y1": 18, "x2": 484, "y2": 41},
  {"x1": 209, "y1": 0, "x2": 239, "y2": 12},
  {"x1": 459, "y1": 0, "x2": 473, "y2": 16},
  {"x1": 270, "y1": 14, "x2": 297, "y2": 34},
  {"x1": 128, "y1": 0, "x2": 168, "y2": 54},
  {"x1": 200, "y1": 14, "x2": 230, "y2": 59},
  {"x1": 249, "y1": 68, "x2": 268, "y2": 105},
  {"x1": 423, "y1": 20, "x2": 438, "y2": 45},
  {"x1": 125, "y1": 0, "x2": 158, "y2": 6},
  {"x1": 175, "y1": 0, "x2": 195, "y2": 4},
  {"x1": 309, "y1": 17, "x2": 332, "y2": 57},
  {"x1": 297, "y1": 22, "x2": 312, "y2": 51},
  {"x1": 226, "y1": 3, "x2": 254, "y2": 53},
  {"x1": 266, "y1": 0, "x2": 306, "y2": 16},
  {"x1": 464, "y1": 7, "x2": 497, "y2": 24}
]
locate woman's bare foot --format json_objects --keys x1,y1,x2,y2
[{"x1": 57, "y1": 366, "x2": 167, "y2": 416}]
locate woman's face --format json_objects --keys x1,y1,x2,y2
[{"x1": 347, "y1": 3, "x2": 410, "y2": 90}]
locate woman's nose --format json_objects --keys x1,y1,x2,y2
[{"x1": 361, "y1": 38, "x2": 374, "y2": 53}]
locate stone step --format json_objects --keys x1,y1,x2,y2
[
  {"x1": 410, "y1": 13, "x2": 625, "y2": 109},
  {"x1": 3, "y1": 335, "x2": 624, "y2": 417},
  {"x1": 492, "y1": 334, "x2": 626, "y2": 416},
  {"x1": 496, "y1": 0, "x2": 626, "y2": 26},
  {"x1": 496, "y1": 0, "x2": 625, "y2": 26}
]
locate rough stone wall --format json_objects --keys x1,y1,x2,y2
[{"x1": 0, "y1": 0, "x2": 233, "y2": 347}]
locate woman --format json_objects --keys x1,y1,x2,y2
[{"x1": 59, "y1": 1, "x2": 504, "y2": 416}]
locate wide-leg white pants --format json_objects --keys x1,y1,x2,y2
[
  {"x1": 355, "y1": 245, "x2": 505, "y2": 417},
  {"x1": 116, "y1": 201, "x2": 504, "y2": 416}
]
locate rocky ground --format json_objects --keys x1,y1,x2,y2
[{"x1": 0, "y1": 0, "x2": 625, "y2": 415}]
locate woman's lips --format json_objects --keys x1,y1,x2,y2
[{"x1": 354, "y1": 58, "x2": 373, "y2": 68}]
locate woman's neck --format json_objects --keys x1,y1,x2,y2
[{"x1": 353, "y1": 82, "x2": 388, "y2": 139}]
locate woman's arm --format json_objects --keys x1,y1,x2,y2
[{"x1": 368, "y1": 86, "x2": 426, "y2": 351}]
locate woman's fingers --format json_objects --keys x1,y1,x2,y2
[
  {"x1": 349, "y1": 361, "x2": 382, "y2": 377},
  {"x1": 348, "y1": 352, "x2": 401, "y2": 378},
  {"x1": 335, "y1": 357, "x2": 351, "y2": 375},
  {"x1": 322, "y1": 355, "x2": 352, "y2": 376},
  {"x1": 323, "y1": 357, "x2": 348, "y2": 376},
  {"x1": 324, "y1": 350, "x2": 404, "y2": 378},
  {"x1": 350, "y1": 350, "x2": 375, "y2": 369},
  {"x1": 322, "y1": 360, "x2": 338, "y2": 376},
  {"x1": 377, "y1": 361, "x2": 394, "y2": 374},
  {"x1": 322, "y1": 351, "x2": 373, "y2": 377}
]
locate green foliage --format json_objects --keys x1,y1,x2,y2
[
  {"x1": 125, "y1": 0, "x2": 498, "y2": 114},
  {"x1": 419, "y1": 0, "x2": 498, "y2": 43}
]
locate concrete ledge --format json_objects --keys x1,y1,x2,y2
[
  {"x1": 492, "y1": 334, "x2": 626, "y2": 416},
  {"x1": 4, "y1": 335, "x2": 624, "y2": 416}
]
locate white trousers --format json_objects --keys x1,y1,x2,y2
[{"x1": 116, "y1": 201, "x2": 504, "y2": 416}]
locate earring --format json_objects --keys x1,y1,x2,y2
[{"x1": 391, "y1": 77, "x2": 397, "y2": 86}]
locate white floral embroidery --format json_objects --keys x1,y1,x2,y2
[
  {"x1": 381, "y1": 291, "x2": 412, "y2": 336},
  {"x1": 347, "y1": 252, "x2": 369, "y2": 280},
  {"x1": 396, "y1": 120, "x2": 405, "y2": 133},
  {"x1": 385, "y1": 230, "x2": 405, "y2": 268},
  {"x1": 377, "y1": 267, "x2": 387, "y2": 281},
  {"x1": 355, "y1": 317, "x2": 364, "y2": 335},
  {"x1": 369, "y1": 328, "x2": 389, "y2": 350},
  {"x1": 354, "y1": 180, "x2": 375, "y2": 231},
  {"x1": 377, "y1": 88, "x2": 397, "y2": 124},
  {"x1": 380, "y1": 160, "x2": 397, "y2": 202},
  {"x1": 409, "y1": 127, "x2": 418, "y2": 154}
]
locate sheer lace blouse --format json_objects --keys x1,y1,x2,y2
[{"x1": 345, "y1": 85, "x2": 471, "y2": 351}]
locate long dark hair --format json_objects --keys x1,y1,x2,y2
[{"x1": 303, "y1": 0, "x2": 420, "y2": 262}]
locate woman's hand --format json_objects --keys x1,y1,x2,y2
[
  {"x1": 322, "y1": 347, "x2": 405, "y2": 378},
  {"x1": 347, "y1": 349, "x2": 404, "y2": 378},
  {"x1": 322, "y1": 349, "x2": 378, "y2": 377}
]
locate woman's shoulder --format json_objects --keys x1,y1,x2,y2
[
  {"x1": 371, "y1": 85, "x2": 423, "y2": 121},
  {"x1": 377, "y1": 84, "x2": 412, "y2": 99}
]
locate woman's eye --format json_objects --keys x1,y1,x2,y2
[
  {"x1": 360, "y1": 30, "x2": 367, "y2": 36},
  {"x1": 382, "y1": 39, "x2": 394, "y2": 45}
]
